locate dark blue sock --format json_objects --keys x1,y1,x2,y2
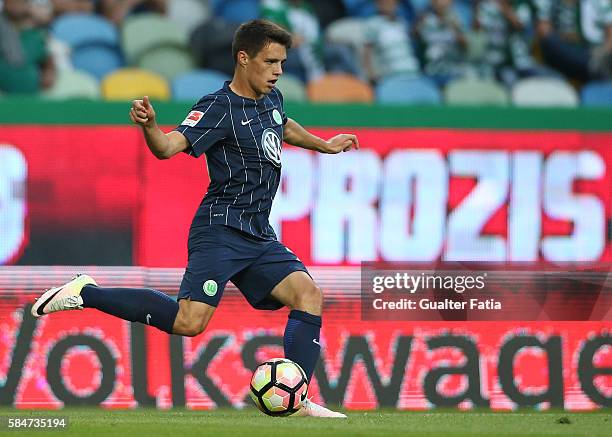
[
  {"x1": 284, "y1": 309, "x2": 322, "y2": 381},
  {"x1": 81, "y1": 285, "x2": 179, "y2": 334}
]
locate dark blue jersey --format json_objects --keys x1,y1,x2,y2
[{"x1": 174, "y1": 81, "x2": 287, "y2": 240}]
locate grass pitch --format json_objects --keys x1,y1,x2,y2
[{"x1": 1, "y1": 408, "x2": 610, "y2": 436}]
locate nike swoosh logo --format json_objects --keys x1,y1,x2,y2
[
  {"x1": 241, "y1": 119, "x2": 253, "y2": 125},
  {"x1": 313, "y1": 339, "x2": 320, "y2": 346},
  {"x1": 36, "y1": 287, "x2": 63, "y2": 316}
]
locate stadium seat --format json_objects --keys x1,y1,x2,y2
[
  {"x1": 376, "y1": 74, "x2": 441, "y2": 104},
  {"x1": 172, "y1": 69, "x2": 230, "y2": 101},
  {"x1": 51, "y1": 14, "x2": 123, "y2": 80},
  {"x1": 343, "y1": 0, "x2": 414, "y2": 20},
  {"x1": 210, "y1": 0, "x2": 259, "y2": 23},
  {"x1": 411, "y1": 0, "x2": 429, "y2": 12},
  {"x1": 72, "y1": 46, "x2": 123, "y2": 80},
  {"x1": 325, "y1": 18, "x2": 368, "y2": 58},
  {"x1": 137, "y1": 47, "x2": 195, "y2": 80},
  {"x1": 444, "y1": 77, "x2": 509, "y2": 106},
  {"x1": 307, "y1": 74, "x2": 374, "y2": 103},
  {"x1": 580, "y1": 81, "x2": 612, "y2": 107},
  {"x1": 275, "y1": 74, "x2": 307, "y2": 102},
  {"x1": 168, "y1": 0, "x2": 211, "y2": 35},
  {"x1": 342, "y1": 0, "x2": 377, "y2": 17},
  {"x1": 454, "y1": 0, "x2": 473, "y2": 28},
  {"x1": 101, "y1": 68, "x2": 170, "y2": 101},
  {"x1": 122, "y1": 13, "x2": 188, "y2": 65},
  {"x1": 511, "y1": 77, "x2": 579, "y2": 107},
  {"x1": 51, "y1": 13, "x2": 119, "y2": 48},
  {"x1": 42, "y1": 69, "x2": 100, "y2": 100}
]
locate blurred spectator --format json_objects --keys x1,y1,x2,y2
[
  {"x1": 308, "y1": 0, "x2": 346, "y2": 29},
  {"x1": 414, "y1": 0, "x2": 468, "y2": 85},
  {"x1": 262, "y1": 0, "x2": 324, "y2": 81},
  {"x1": 31, "y1": 0, "x2": 53, "y2": 26},
  {"x1": 474, "y1": 0, "x2": 545, "y2": 84},
  {"x1": 344, "y1": 0, "x2": 415, "y2": 23},
  {"x1": 363, "y1": 0, "x2": 419, "y2": 83},
  {"x1": 537, "y1": 0, "x2": 612, "y2": 81},
  {"x1": 190, "y1": 17, "x2": 238, "y2": 76},
  {"x1": 261, "y1": 0, "x2": 360, "y2": 82},
  {"x1": 0, "y1": 0, "x2": 55, "y2": 93},
  {"x1": 98, "y1": 0, "x2": 167, "y2": 25},
  {"x1": 51, "y1": 0, "x2": 95, "y2": 17}
]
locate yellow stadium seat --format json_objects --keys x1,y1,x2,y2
[
  {"x1": 307, "y1": 74, "x2": 374, "y2": 103},
  {"x1": 101, "y1": 68, "x2": 170, "y2": 101}
]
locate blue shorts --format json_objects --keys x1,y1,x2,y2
[{"x1": 178, "y1": 224, "x2": 309, "y2": 310}]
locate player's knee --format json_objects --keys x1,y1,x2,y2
[
  {"x1": 176, "y1": 318, "x2": 207, "y2": 337},
  {"x1": 173, "y1": 300, "x2": 215, "y2": 337},
  {"x1": 173, "y1": 311, "x2": 210, "y2": 337},
  {"x1": 183, "y1": 324, "x2": 205, "y2": 337},
  {"x1": 295, "y1": 283, "x2": 323, "y2": 315}
]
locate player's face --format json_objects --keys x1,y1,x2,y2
[
  {"x1": 377, "y1": 0, "x2": 398, "y2": 16},
  {"x1": 432, "y1": 0, "x2": 451, "y2": 14},
  {"x1": 4, "y1": 0, "x2": 31, "y2": 20},
  {"x1": 246, "y1": 42, "x2": 287, "y2": 97}
]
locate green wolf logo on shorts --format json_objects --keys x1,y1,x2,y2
[{"x1": 203, "y1": 280, "x2": 218, "y2": 296}]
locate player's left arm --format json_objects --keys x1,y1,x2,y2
[{"x1": 283, "y1": 118, "x2": 359, "y2": 154}]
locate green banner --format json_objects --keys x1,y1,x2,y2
[{"x1": 1, "y1": 98, "x2": 611, "y2": 130}]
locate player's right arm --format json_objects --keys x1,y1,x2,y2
[{"x1": 130, "y1": 96, "x2": 189, "y2": 159}]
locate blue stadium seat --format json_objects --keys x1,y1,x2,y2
[
  {"x1": 210, "y1": 0, "x2": 259, "y2": 23},
  {"x1": 454, "y1": 0, "x2": 473, "y2": 28},
  {"x1": 172, "y1": 69, "x2": 231, "y2": 101},
  {"x1": 581, "y1": 81, "x2": 612, "y2": 107},
  {"x1": 51, "y1": 13, "x2": 119, "y2": 48},
  {"x1": 411, "y1": 0, "x2": 429, "y2": 12},
  {"x1": 342, "y1": 0, "x2": 377, "y2": 17},
  {"x1": 343, "y1": 0, "x2": 414, "y2": 21},
  {"x1": 52, "y1": 14, "x2": 122, "y2": 79},
  {"x1": 376, "y1": 74, "x2": 441, "y2": 104},
  {"x1": 72, "y1": 46, "x2": 124, "y2": 80}
]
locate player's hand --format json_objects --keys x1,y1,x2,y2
[
  {"x1": 129, "y1": 95, "x2": 156, "y2": 128},
  {"x1": 324, "y1": 134, "x2": 360, "y2": 154}
]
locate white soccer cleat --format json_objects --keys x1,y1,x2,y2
[
  {"x1": 295, "y1": 398, "x2": 347, "y2": 418},
  {"x1": 31, "y1": 274, "x2": 97, "y2": 318}
]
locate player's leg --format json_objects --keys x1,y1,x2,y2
[
  {"x1": 172, "y1": 225, "x2": 255, "y2": 335},
  {"x1": 83, "y1": 285, "x2": 216, "y2": 336},
  {"x1": 269, "y1": 272, "x2": 346, "y2": 418},
  {"x1": 231, "y1": 243, "x2": 346, "y2": 417},
  {"x1": 231, "y1": 256, "x2": 322, "y2": 380},
  {"x1": 31, "y1": 226, "x2": 237, "y2": 336},
  {"x1": 81, "y1": 282, "x2": 180, "y2": 334},
  {"x1": 172, "y1": 298, "x2": 216, "y2": 336},
  {"x1": 269, "y1": 271, "x2": 323, "y2": 380},
  {"x1": 32, "y1": 274, "x2": 217, "y2": 336},
  {"x1": 31, "y1": 274, "x2": 183, "y2": 334}
]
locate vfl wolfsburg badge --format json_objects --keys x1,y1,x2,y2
[
  {"x1": 203, "y1": 280, "x2": 218, "y2": 296},
  {"x1": 272, "y1": 109, "x2": 283, "y2": 125}
]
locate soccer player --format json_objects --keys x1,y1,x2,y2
[{"x1": 32, "y1": 20, "x2": 358, "y2": 418}]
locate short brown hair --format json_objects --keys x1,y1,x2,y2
[{"x1": 232, "y1": 19, "x2": 292, "y2": 64}]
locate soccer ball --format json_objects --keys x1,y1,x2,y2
[{"x1": 249, "y1": 358, "x2": 308, "y2": 416}]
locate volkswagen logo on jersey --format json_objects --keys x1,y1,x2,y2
[{"x1": 262, "y1": 128, "x2": 282, "y2": 167}]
